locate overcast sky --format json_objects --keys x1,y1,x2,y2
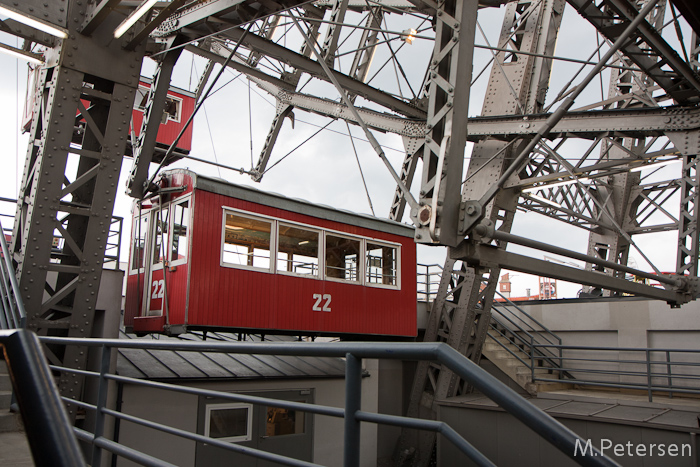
[{"x1": 0, "y1": 2, "x2": 691, "y2": 298}]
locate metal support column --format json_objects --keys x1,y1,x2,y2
[
  {"x1": 677, "y1": 154, "x2": 700, "y2": 276},
  {"x1": 126, "y1": 36, "x2": 184, "y2": 199},
  {"x1": 412, "y1": 0, "x2": 478, "y2": 247},
  {"x1": 582, "y1": 0, "x2": 665, "y2": 295},
  {"x1": 321, "y1": 0, "x2": 350, "y2": 68},
  {"x1": 11, "y1": 1, "x2": 145, "y2": 419},
  {"x1": 252, "y1": 9, "x2": 323, "y2": 180},
  {"x1": 400, "y1": 1, "x2": 565, "y2": 465}
]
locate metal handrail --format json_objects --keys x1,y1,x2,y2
[
  {"x1": 492, "y1": 289, "x2": 561, "y2": 347},
  {"x1": 0, "y1": 330, "x2": 83, "y2": 466},
  {"x1": 487, "y1": 288, "x2": 569, "y2": 380},
  {"x1": 486, "y1": 320, "x2": 567, "y2": 378},
  {"x1": 416, "y1": 263, "x2": 442, "y2": 302},
  {"x1": 0, "y1": 217, "x2": 25, "y2": 329},
  {"x1": 529, "y1": 343, "x2": 700, "y2": 401},
  {"x1": 37, "y1": 335, "x2": 618, "y2": 467},
  {"x1": 104, "y1": 216, "x2": 123, "y2": 270},
  {"x1": 0, "y1": 197, "x2": 123, "y2": 274}
]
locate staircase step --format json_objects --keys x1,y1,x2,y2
[
  {"x1": 527, "y1": 381, "x2": 575, "y2": 393},
  {"x1": 483, "y1": 342, "x2": 525, "y2": 353},
  {"x1": 0, "y1": 391, "x2": 11, "y2": 410},
  {"x1": 488, "y1": 355, "x2": 525, "y2": 368},
  {"x1": 481, "y1": 347, "x2": 529, "y2": 360},
  {"x1": 484, "y1": 333, "x2": 571, "y2": 396},
  {"x1": 515, "y1": 366, "x2": 557, "y2": 376},
  {"x1": 0, "y1": 412, "x2": 22, "y2": 433},
  {"x1": 0, "y1": 375, "x2": 11, "y2": 393}
]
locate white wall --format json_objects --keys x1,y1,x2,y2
[
  {"x1": 513, "y1": 298, "x2": 700, "y2": 348},
  {"x1": 506, "y1": 298, "x2": 700, "y2": 388},
  {"x1": 117, "y1": 372, "x2": 379, "y2": 467}
]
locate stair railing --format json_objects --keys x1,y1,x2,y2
[
  {"x1": 0, "y1": 216, "x2": 25, "y2": 330},
  {"x1": 416, "y1": 263, "x2": 443, "y2": 303},
  {"x1": 0, "y1": 329, "x2": 83, "y2": 466},
  {"x1": 488, "y1": 289, "x2": 569, "y2": 381},
  {"x1": 33, "y1": 334, "x2": 617, "y2": 467}
]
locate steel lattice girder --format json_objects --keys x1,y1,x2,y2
[
  {"x1": 412, "y1": 0, "x2": 478, "y2": 247},
  {"x1": 568, "y1": 0, "x2": 700, "y2": 104},
  {"x1": 467, "y1": 106, "x2": 700, "y2": 140},
  {"x1": 677, "y1": 155, "x2": 700, "y2": 276},
  {"x1": 400, "y1": 1, "x2": 566, "y2": 464},
  {"x1": 126, "y1": 38, "x2": 185, "y2": 199},
  {"x1": 2, "y1": 0, "x2": 699, "y2": 439},
  {"x1": 10, "y1": 1, "x2": 145, "y2": 418}
]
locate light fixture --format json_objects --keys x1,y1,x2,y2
[
  {"x1": 526, "y1": 193, "x2": 562, "y2": 208},
  {"x1": 401, "y1": 28, "x2": 417, "y2": 45},
  {"x1": 114, "y1": 0, "x2": 159, "y2": 39},
  {"x1": 630, "y1": 159, "x2": 680, "y2": 173},
  {"x1": 522, "y1": 177, "x2": 589, "y2": 193},
  {"x1": 299, "y1": 240, "x2": 309, "y2": 245},
  {"x1": 0, "y1": 5, "x2": 68, "y2": 39},
  {"x1": 0, "y1": 43, "x2": 43, "y2": 65}
]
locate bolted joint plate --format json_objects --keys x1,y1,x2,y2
[
  {"x1": 449, "y1": 239, "x2": 497, "y2": 270},
  {"x1": 675, "y1": 275, "x2": 700, "y2": 300},
  {"x1": 459, "y1": 200, "x2": 484, "y2": 236},
  {"x1": 666, "y1": 130, "x2": 700, "y2": 156}
]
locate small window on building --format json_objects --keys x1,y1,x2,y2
[
  {"x1": 277, "y1": 224, "x2": 319, "y2": 276},
  {"x1": 366, "y1": 243, "x2": 398, "y2": 286},
  {"x1": 131, "y1": 214, "x2": 148, "y2": 271},
  {"x1": 326, "y1": 234, "x2": 360, "y2": 282},
  {"x1": 152, "y1": 207, "x2": 169, "y2": 266},
  {"x1": 170, "y1": 201, "x2": 189, "y2": 263},
  {"x1": 133, "y1": 86, "x2": 181, "y2": 123},
  {"x1": 222, "y1": 212, "x2": 272, "y2": 270},
  {"x1": 266, "y1": 406, "x2": 305, "y2": 437},
  {"x1": 205, "y1": 403, "x2": 253, "y2": 443},
  {"x1": 163, "y1": 96, "x2": 181, "y2": 122},
  {"x1": 134, "y1": 86, "x2": 149, "y2": 111}
]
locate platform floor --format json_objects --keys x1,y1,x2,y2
[
  {"x1": 440, "y1": 387, "x2": 700, "y2": 434},
  {"x1": 0, "y1": 431, "x2": 33, "y2": 466}
]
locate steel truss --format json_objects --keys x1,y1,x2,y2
[
  {"x1": 2, "y1": 0, "x2": 700, "y2": 463},
  {"x1": 8, "y1": 1, "x2": 145, "y2": 420}
]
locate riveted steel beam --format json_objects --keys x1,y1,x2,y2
[
  {"x1": 402, "y1": 2, "x2": 566, "y2": 465},
  {"x1": 220, "y1": 27, "x2": 427, "y2": 118},
  {"x1": 11, "y1": 0, "x2": 145, "y2": 420},
  {"x1": 466, "y1": 106, "x2": 700, "y2": 140},
  {"x1": 412, "y1": 0, "x2": 478, "y2": 247},
  {"x1": 126, "y1": 37, "x2": 185, "y2": 199},
  {"x1": 567, "y1": 0, "x2": 700, "y2": 104}
]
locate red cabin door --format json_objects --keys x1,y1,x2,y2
[
  {"x1": 145, "y1": 205, "x2": 170, "y2": 316},
  {"x1": 146, "y1": 269, "x2": 166, "y2": 316}
]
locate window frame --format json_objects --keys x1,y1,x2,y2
[
  {"x1": 203, "y1": 402, "x2": 253, "y2": 443},
  {"x1": 217, "y1": 206, "x2": 402, "y2": 289},
  {"x1": 323, "y1": 231, "x2": 364, "y2": 285},
  {"x1": 134, "y1": 85, "x2": 183, "y2": 124},
  {"x1": 168, "y1": 196, "x2": 191, "y2": 268},
  {"x1": 150, "y1": 204, "x2": 171, "y2": 272},
  {"x1": 129, "y1": 207, "x2": 152, "y2": 275},
  {"x1": 133, "y1": 85, "x2": 149, "y2": 111},
  {"x1": 364, "y1": 238, "x2": 401, "y2": 290},
  {"x1": 276, "y1": 222, "x2": 323, "y2": 279},
  {"x1": 220, "y1": 208, "x2": 276, "y2": 273},
  {"x1": 163, "y1": 94, "x2": 183, "y2": 123}
]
